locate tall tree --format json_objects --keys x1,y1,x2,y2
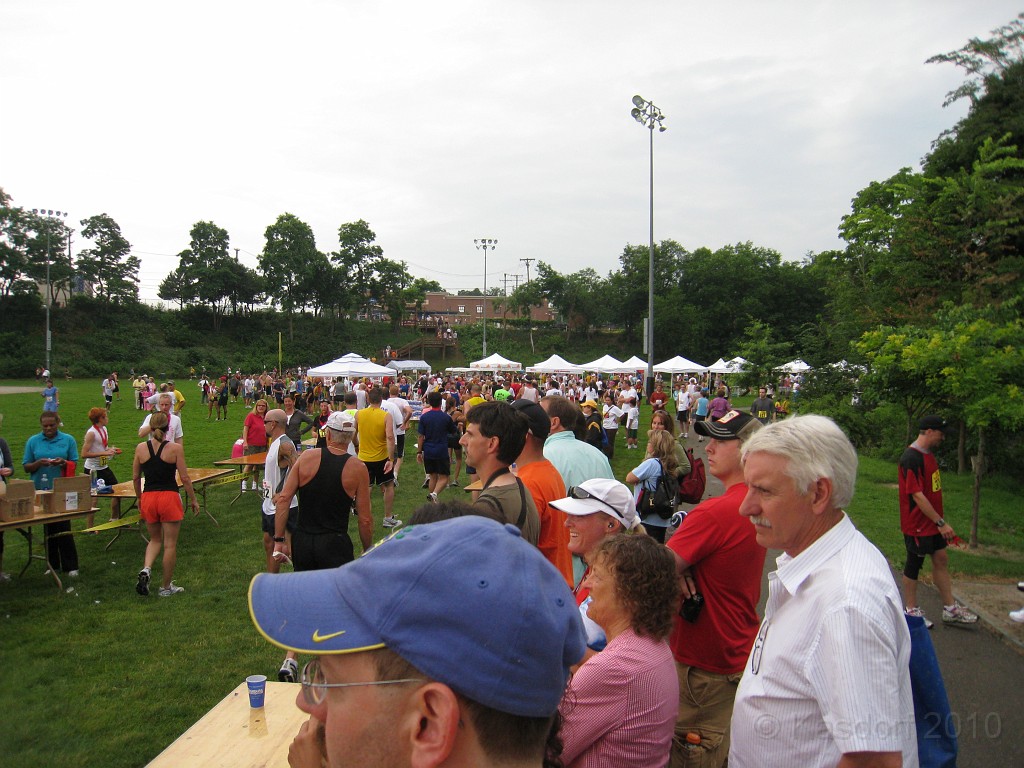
[
  {"x1": 259, "y1": 213, "x2": 320, "y2": 335},
  {"x1": 332, "y1": 219, "x2": 383, "y2": 319},
  {"x1": 0, "y1": 188, "x2": 38, "y2": 298},
  {"x1": 77, "y1": 213, "x2": 140, "y2": 302},
  {"x1": 369, "y1": 258, "x2": 414, "y2": 330}
]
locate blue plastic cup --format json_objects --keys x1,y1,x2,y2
[{"x1": 246, "y1": 674, "x2": 267, "y2": 708}]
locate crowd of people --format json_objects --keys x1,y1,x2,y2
[{"x1": 3, "y1": 363, "x2": 989, "y2": 768}]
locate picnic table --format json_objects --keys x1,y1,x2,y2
[
  {"x1": 212, "y1": 453, "x2": 267, "y2": 503},
  {"x1": 146, "y1": 681, "x2": 307, "y2": 767},
  {"x1": 0, "y1": 505, "x2": 100, "y2": 590}
]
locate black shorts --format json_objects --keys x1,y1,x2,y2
[
  {"x1": 261, "y1": 510, "x2": 298, "y2": 535},
  {"x1": 423, "y1": 456, "x2": 451, "y2": 476},
  {"x1": 677, "y1": 410, "x2": 690, "y2": 423},
  {"x1": 904, "y1": 533, "x2": 947, "y2": 556},
  {"x1": 448, "y1": 435, "x2": 462, "y2": 452},
  {"x1": 291, "y1": 529, "x2": 354, "y2": 571},
  {"x1": 395, "y1": 433, "x2": 406, "y2": 456},
  {"x1": 364, "y1": 459, "x2": 395, "y2": 486},
  {"x1": 84, "y1": 466, "x2": 118, "y2": 486}
]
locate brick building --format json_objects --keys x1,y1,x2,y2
[{"x1": 414, "y1": 292, "x2": 556, "y2": 325}]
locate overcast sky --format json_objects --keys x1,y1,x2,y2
[{"x1": 2, "y1": 1, "x2": 1019, "y2": 302}]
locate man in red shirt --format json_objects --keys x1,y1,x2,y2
[
  {"x1": 649, "y1": 380, "x2": 670, "y2": 412},
  {"x1": 899, "y1": 414, "x2": 977, "y2": 627},
  {"x1": 666, "y1": 409, "x2": 764, "y2": 768}
]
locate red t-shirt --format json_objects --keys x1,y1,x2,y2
[
  {"x1": 898, "y1": 445, "x2": 942, "y2": 536},
  {"x1": 516, "y1": 460, "x2": 573, "y2": 587},
  {"x1": 667, "y1": 482, "x2": 765, "y2": 674},
  {"x1": 649, "y1": 390, "x2": 669, "y2": 410},
  {"x1": 243, "y1": 411, "x2": 268, "y2": 448}
]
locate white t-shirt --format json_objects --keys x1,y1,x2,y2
[
  {"x1": 381, "y1": 398, "x2": 407, "y2": 436},
  {"x1": 140, "y1": 412, "x2": 183, "y2": 442},
  {"x1": 602, "y1": 404, "x2": 623, "y2": 429},
  {"x1": 626, "y1": 406, "x2": 640, "y2": 430}
]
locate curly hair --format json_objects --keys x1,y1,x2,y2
[{"x1": 591, "y1": 534, "x2": 679, "y2": 640}]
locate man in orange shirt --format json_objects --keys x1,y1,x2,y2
[{"x1": 510, "y1": 399, "x2": 573, "y2": 586}]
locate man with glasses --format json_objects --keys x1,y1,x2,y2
[
  {"x1": 248, "y1": 515, "x2": 585, "y2": 768},
  {"x1": 665, "y1": 410, "x2": 764, "y2": 768},
  {"x1": 730, "y1": 415, "x2": 916, "y2": 768}
]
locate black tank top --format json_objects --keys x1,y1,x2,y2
[
  {"x1": 296, "y1": 449, "x2": 354, "y2": 535},
  {"x1": 141, "y1": 441, "x2": 178, "y2": 492}
]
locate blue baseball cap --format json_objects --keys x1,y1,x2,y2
[{"x1": 249, "y1": 516, "x2": 585, "y2": 718}]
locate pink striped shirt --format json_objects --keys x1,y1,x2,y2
[{"x1": 559, "y1": 629, "x2": 678, "y2": 768}]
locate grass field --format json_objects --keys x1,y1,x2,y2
[{"x1": 0, "y1": 379, "x2": 1019, "y2": 767}]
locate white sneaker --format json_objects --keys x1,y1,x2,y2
[
  {"x1": 905, "y1": 606, "x2": 933, "y2": 630},
  {"x1": 942, "y1": 602, "x2": 978, "y2": 625},
  {"x1": 158, "y1": 583, "x2": 185, "y2": 597},
  {"x1": 382, "y1": 517, "x2": 402, "y2": 529},
  {"x1": 1009, "y1": 608, "x2": 1024, "y2": 623}
]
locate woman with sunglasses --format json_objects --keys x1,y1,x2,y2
[{"x1": 550, "y1": 478, "x2": 642, "y2": 657}]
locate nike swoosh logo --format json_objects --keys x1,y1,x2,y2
[{"x1": 312, "y1": 629, "x2": 347, "y2": 643}]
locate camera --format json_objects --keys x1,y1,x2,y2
[{"x1": 679, "y1": 592, "x2": 705, "y2": 623}]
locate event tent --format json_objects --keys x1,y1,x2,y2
[
  {"x1": 386, "y1": 359, "x2": 431, "y2": 373},
  {"x1": 778, "y1": 358, "x2": 811, "y2": 373},
  {"x1": 469, "y1": 353, "x2": 522, "y2": 371},
  {"x1": 580, "y1": 354, "x2": 626, "y2": 373},
  {"x1": 307, "y1": 352, "x2": 396, "y2": 377},
  {"x1": 653, "y1": 355, "x2": 708, "y2": 373},
  {"x1": 620, "y1": 355, "x2": 649, "y2": 371},
  {"x1": 526, "y1": 354, "x2": 585, "y2": 373}
]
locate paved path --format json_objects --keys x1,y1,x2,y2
[
  {"x1": 0, "y1": 386, "x2": 42, "y2": 394},
  {"x1": 680, "y1": 433, "x2": 1023, "y2": 767}
]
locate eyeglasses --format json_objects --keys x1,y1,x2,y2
[
  {"x1": 567, "y1": 486, "x2": 620, "y2": 517},
  {"x1": 300, "y1": 658, "x2": 424, "y2": 706}
]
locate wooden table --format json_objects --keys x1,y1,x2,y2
[
  {"x1": 0, "y1": 506, "x2": 100, "y2": 590},
  {"x1": 106, "y1": 467, "x2": 236, "y2": 530},
  {"x1": 147, "y1": 681, "x2": 308, "y2": 767},
  {"x1": 213, "y1": 453, "x2": 267, "y2": 503}
]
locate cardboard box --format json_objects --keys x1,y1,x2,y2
[
  {"x1": 0, "y1": 479, "x2": 37, "y2": 522},
  {"x1": 43, "y1": 475, "x2": 93, "y2": 515}
]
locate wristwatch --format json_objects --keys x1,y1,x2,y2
[
  {"x1": 935, "y1": 519, "x2": 947, "y2": 528},
  {"x1": 272, "y1": 536, "x2": 285, "y2": 542}
]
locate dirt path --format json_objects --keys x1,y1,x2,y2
[{"x1": 0, "y1": 386, "x2": 41, "y2": 394}]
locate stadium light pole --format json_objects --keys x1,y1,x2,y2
[
  {"x1": 31, "y1": 208, "x2": 69, "y2": 374},
  {"x1": 474, "y1": 238, "x2": 497, "y2": 356},
  {"x1": 630, "y1": 95, "x2": 666, "y2": 398}
]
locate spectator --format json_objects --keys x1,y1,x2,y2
[
  {"x1": 540, "y1": 396, "x2": 614, "y2": 490},
  {"x1": 625, "y1": 429, "x2": 678, "y2": 543},
  {"x1": 730, "y1": 414, "x2": 917, "y2": 767},
  {"x1": 601, "y1": 393, "x2": 623, "y2": 460},
  {"x1": 22, "y1": 412, "x2": 79, "y2": 577},
  {"x1": 559, "y1": 534, "x2": 680, "y2": 767},
  {"x1": 709, "y1": 388, "x2": 731, "y2": 421},
  {"x1": 417, "y1": 391, "x2": 457, "y2": 502}
]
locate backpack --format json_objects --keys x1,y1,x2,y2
[
  {"x1": 677, "y1": 448, "x2": 706, "y2": 504},
  {"x1": 641, "y1": 461, "x2": 680, "y2": 520}
]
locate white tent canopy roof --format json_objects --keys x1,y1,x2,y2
[
  {"x1": 470, "y1": 353, "x2": 522, "y2": 371},
  {"x1": 619, "y1": 355, "x2": 649, "y2": 371},
  {"x1": 708, "y1": 357, "x2": 745, "y2": 374},
  {"x1": 580, "y1": 354, "x2": 626, "y2": 373},
  {"x1": 307, "y1": 352, "x2": 396, "y2": 377},
  {"x1": 386, "y1": 359, "x2": 431, "y2": 373},
  {"x1": 778, "y1": 358, "x2": 812, "y2": 373},
  {"x1": 653, "y1": 355, "x2": 708, "y2": 373},
  {"x1": 526, "y1": 354, "x2": 585, "y2": 373}
]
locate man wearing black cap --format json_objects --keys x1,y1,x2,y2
[
  {"x1": 248, "y1": 516, "x2": 585, "y2": 768},
  {"x1": 666, "y1": 409, "x2": 765, "y2": 767},
  {"x1": 510, "y1": 399, "x2": 572, "y2": 585},
  {"x1": 899, "y1": 414, "x2": 977, "y2": 627}
]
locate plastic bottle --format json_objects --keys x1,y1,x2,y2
[{"x1": 90, "y1": 468, "x2": 99, "y2": 496}]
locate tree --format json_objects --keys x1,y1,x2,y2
[
  {"x1": 0, "y1": 188, "x2": 39, "y2": 298},
  {"x1": 157, "y1": 221, "x2": 239, "y2": 329},
  {"x1": 77, "y1": 213, "x2": 140, "y2": 302},
  {"x1": 858, "y1": 302, "x2": 1024, "y2": 546},
  {"x1": 332, "y1": 219, "x2": 383, "y2": 318},
  {"x1": 406, "y1": 277, "x2": 444, "y2": 319},
  {"x1": 259, "y1": 213, "x2": 320, "y2": 336},
  {"x1": 368, "y1": 258, "x2": 413, "y2": 330},
  {"x1": 731, "y1": 320, "x2": 793, "y2": 392}
]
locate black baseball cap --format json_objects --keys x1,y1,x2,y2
[
  {"x1": 918, "y1": 415, "x2": 950, "y2": 432},
  {"x1": 510, "y1": 398, "x2": 550, "y2": 440},
  {"x1": 694, "y1": 409, "x2": 761, "y2": 441}
]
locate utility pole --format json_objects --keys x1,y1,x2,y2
[
  {"x1": 519, "y1": 258, "x2": 535, "y2": 283},
  {"x1": 234, "y1": 248, "x2": 240, "y2": 261}
]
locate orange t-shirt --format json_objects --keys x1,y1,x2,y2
[{"x1": 516, "y1": 460, "x2": 573, "y2": 586}]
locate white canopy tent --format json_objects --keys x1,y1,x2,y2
[
  {"x1": 526, "y1": 354, "x2": 586, "y2": 373},
  {"x1": 386, "y1": 359, "x2": 432, "y2": 374},
  {"x1": 469, "y1": 353, "x2": 522, "y2": 371},
  {"x1": 580, "y1": 354, "x2": 626, "y2": 373},
  {"x1": 619, "y1": 355, "x2": 649, "y2": 371},
  {"x1": 307, "y1": 352, "x2": 396, "y2": 377},
  {"x1": 654, "y1": 355, "x2": 708, "y2": 373},
  {"x1": 727, "y1": 356, "x2": 748, "y2": 370},
  {"x1": 778, "y1": 358, "x2": 812, "y2": 373}
]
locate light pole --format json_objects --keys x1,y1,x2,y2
[
  {"x1": 31, "y1": 208, "x2": 68, "y2": 374},
  {"x1": 630, "y1": 95, "x2": 666, "y2": 398},
  {"x1": 474, "y1": 238, "x2": 497, "y2": 356}
]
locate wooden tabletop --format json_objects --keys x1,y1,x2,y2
[
  {"x1": 213, "y1": 453, "x2": 269, "y2": 467},
  {"x1": 147, "y1": 681, "x2": 307, "y2": 767},
  {"x1": 0, "y1": 505, "x2": 100, "y2": 533},
  {"x1": 106, "y1": 468, "x2": 237, "y2": 498}
]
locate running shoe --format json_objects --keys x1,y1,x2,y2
[
  {"x1": 158, "y1": 583, "x2": 185, "y2": 597},
  {"x1": 1009, "y1": 608, "x2": 1024, "y2": 623},
  {"x1": 942, "y1": 602, "x2": 978, "y2": 625},
  {"x1": 278, "y1": 657, "x2": 298, "y2": 683},
  {"x1": 382, "y1": 516, "x2": 402, "y2": 528},
  {"x1": 136, "y1": 568, "x2": 151, "y2": 596},
  {"x1": 904, "y1": 606, "x2": 933, "y2": 630}
]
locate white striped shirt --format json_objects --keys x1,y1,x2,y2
[{"x1": 730, "y1": 514, "x2": 918, "y2": 768}]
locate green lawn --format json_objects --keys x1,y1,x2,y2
[{"x1": 0, "y1": 379, "x2": 1019, "y2": 767}]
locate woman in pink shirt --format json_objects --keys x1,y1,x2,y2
[{"x1": 558, "y1": 534, "x2": 680, "y2": 767}]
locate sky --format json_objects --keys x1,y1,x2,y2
[{"x1": 2, "y1": 1, "x2": 1019, "y2": 303}]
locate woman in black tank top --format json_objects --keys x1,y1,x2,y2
[{"x1": 131, "y1": 412, "x2": 200, "y2": 598}]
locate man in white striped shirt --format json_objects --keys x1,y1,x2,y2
[{"x1": 730, "y1": 415, "x2": 917, "y2": 768}]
